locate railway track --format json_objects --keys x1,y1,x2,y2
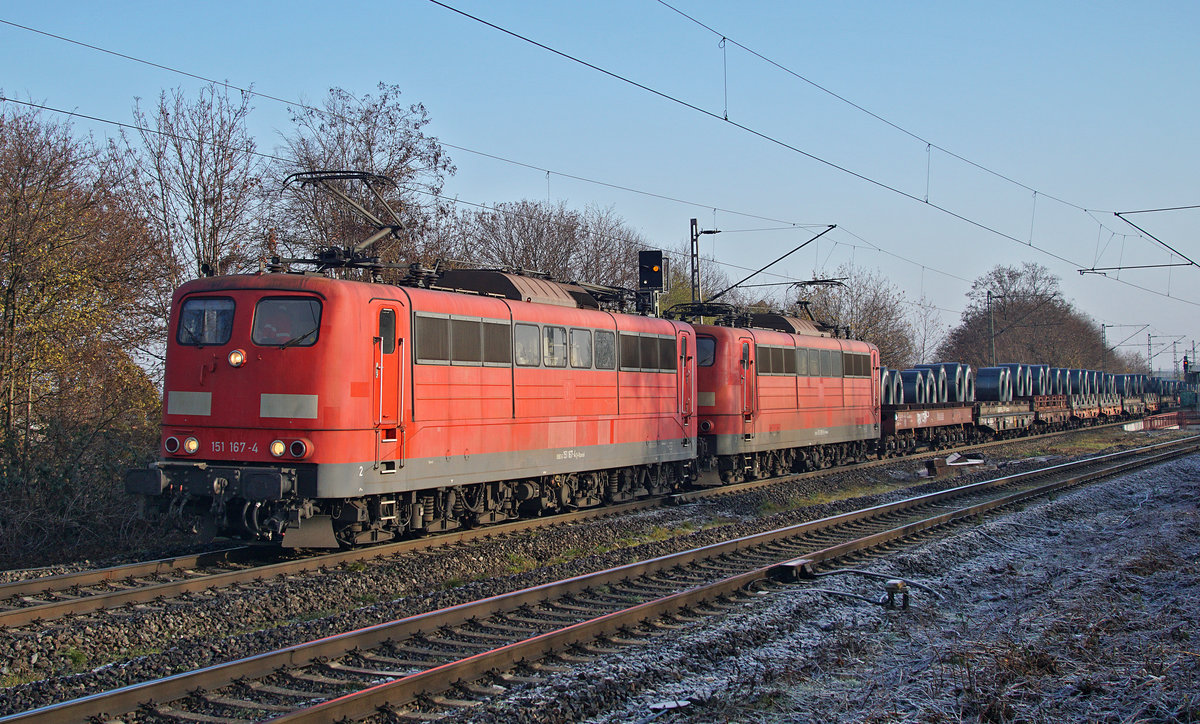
[
  {"x1": 0, "y1": 499, "x2": 658, "y2": 630},
  {"x1": 7, "y1": 435, "x2": 1194, "y2": 723},
  {"x1": 0, "y1": 419, "x2": 1160, "y2": 630}
]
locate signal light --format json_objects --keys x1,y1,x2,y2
[{"x1": 639, "y1": 250, "x2": 666, "y2": 291}]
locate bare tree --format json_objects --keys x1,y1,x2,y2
[
  {"x1": 127, "y1": 83, "x2": 263, "y2": 282},
  {"x1": 455, "y1": 199, "x2": 583, "y2": 274},
  {"x1": 802, "y1": 264, "x2": 917, "y2": 368},
  {"x1": 908, "y1": 297, "x2": 949, "y2": 365},
  {"x1": 937, "y1": 262, "x2": 1106, "y2": 368},
  {"x1": 448, "y1": 200, "x2": 647, "y2": 287},
  {"x1": 269, "y1": 83, "x2": 455, "y2": 262}
]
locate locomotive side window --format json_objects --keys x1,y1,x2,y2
[
  {"x1": 640, "y1": 336, "x2": 660, "y2": 371},
  {"x1": 658, "y1": 337, "x2": 676, "y2": 372},
  {"x1": 796, "y1": 347, "x2": 808, "y2": 376},
  {"x1": 843, "y1": 352, "x2": 870, "y2": 377},
  {"x1": 452, "y1": 319, "x2": 483, "y2": 364},
  {"x1": 483, "y1": 321, "x2": 512, "y2": 366},
  {"x1": 697, "y1": 336, "x2": 715, "y2": 367},
  {"x1": 416, "y1": 314, "x2": 512, "y2": 366},
  {"x1": 544, "y1": 326, "x2": 568, "y2": 368},
  {"x1": 820, "y1": 349, "x2": 833, "y2": 377},
  {"x1": 252, "y1": 297, "x2": 321, "y2": 347},
  {"x1": 809, "y1": 349, "x2": 822, "y2": 377},
  {"x1": 755, "y1": 345, "x2": 770, "y2": 374},
  {"x1": 831, "y1": 349, "x2": 843, "y2": 377},
  {"x1": 415, "y1": 315, "x2": 450, "y2": 363},
  {"x1": 177, "y1": 297, "x2": 234, "y2": 346},
  {"x1": 379, "y1": 309, "x2": 396, "y2": 354},
  {"x1": 770, "y1": 347, "x2": 785, "y2": 375},
  {"x1": 595, "y1": 330, "x2": 616, "y2": 370},
  {"x1": 514, "y1": 324, "x2": 541, "y2": 366},
  {"x1": 755, "y1": 345, "x2": 794, "y2": 376},
  {"x1": 569, "y1": 328, "x2": 592, "y2": 368},
  {"x1": 620, "y1": 333, "x2": 640, "y2": 370}
]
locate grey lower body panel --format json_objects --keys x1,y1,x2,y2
[
  {"x1": 313, "y1": 436, "x2": 697, "y2": 498},
  {"x1": 706, "y1": 424, "x2": 876, "y2": 456}
]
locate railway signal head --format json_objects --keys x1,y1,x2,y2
[{"x1": 639, "y1": 250, "x2": 667, "y2": 291}]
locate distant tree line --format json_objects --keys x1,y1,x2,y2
[{"x1": 0, "y1": 82, "x2": 1147, "y2": 565}]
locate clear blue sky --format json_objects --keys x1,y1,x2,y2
[{"x1": 2, "y1": 1, "x2": 1197, "y2": 370}]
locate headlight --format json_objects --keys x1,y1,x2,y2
[
  {"x1": 182, "y1": 437, "x2": 200, "y2": 454},
  {"x1": 270, "y1": 439, "x2": 286, "y2": 457},
  {"x1": 228, "y1": 349, "x2": 246, "y2": 367},
  {"x1": 290, "y1": 439, "x2": 309, "y2": 458},
  {"x1": 164, "y1": 436, "x2": 180, "y2": 453}
]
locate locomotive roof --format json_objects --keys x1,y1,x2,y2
[
  {"x1": 745, "y1": 312, "x2": 830, "y2": 337},
  {"x1": 174, "y1": 269, "x2": 602, "y2": 308},
  {"x1": 432, "y1": 269, "x2": 598, "y2": 309}
]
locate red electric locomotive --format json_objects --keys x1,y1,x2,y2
[
  {"x1": 690, "y1": 312, "x2": 880, "y2": 484},
  {"x1": 127, "y1": 267, "x2": 697, "y2": 547}
]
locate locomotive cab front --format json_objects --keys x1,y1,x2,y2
[{"x1": 127, "y1": 274, "x2": 348, "y2": 546}]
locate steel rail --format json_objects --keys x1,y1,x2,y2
[
  {"x1": 0, "y1": 546, "x2": 249, "y2": 599},
  {"x1": 672, "y1": 417, "x2": 1139, "y2": 502},
  {"x1": 0, "y1": 499, "x2": 658, "y2": 629},
  {"x1": 2, "y1": 419, "x2": 1139, "y2": 629},
  {"x1": 267, "y1": 437, "x2": 1200, "y2": 722},
  {"x1": 6, "y1": 436, "x2": 1194, "y2": 724}
]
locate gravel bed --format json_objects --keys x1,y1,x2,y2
[
  {"x1": 439, "y1": 444, "x2": 1200, "y2": 723},
  {"x1": 0, "y1": 427, "x2": 1188, "y2": 713}
]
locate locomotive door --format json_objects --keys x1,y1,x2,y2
[
  {"x1": 871, "y1": 349, "x2": 881, "y2": 413},
  {"x1": 677, "y1": 331, "x2": 693, "y2": 426},
  {"x1": 738, "y1": 338, "x2": 756, "y2": 437},
  {"x1": 373, "y1": 304, "x2": 402, "y2": 470}
]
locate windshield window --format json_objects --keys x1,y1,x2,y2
[
  {"x1": 177, "y1": 297, "x2": 234, "y2": 346},
  {"x1": 252, "y1": 297, "x2": 322, "y2": 347}
]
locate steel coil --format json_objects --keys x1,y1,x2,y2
[
  {"x1": 999, "y1": 363, "x2": 1027, "y2": 398},
  {"x1": 915, "y1": 364, "x2": 948, "y2": 403},
  {"x1": 922, "y1": 362, "x2": 967, "y2": 402},
  {"x1": 976, "y1": 366, "x2": 1012, "y2": 402},
  {"x1": 900, "y1": 369, "x2": 927, "y2": 404}
]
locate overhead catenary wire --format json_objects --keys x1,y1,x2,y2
[
  {"x1": 652, "y1": 0, "x2": 1090, "y2": 213},
  {"x1": 0, "y1": 15, "x2": 974, "y2": 297},
  {"x1": 0, "y1": 95, "x2": 851, "y2": 296},
  {"x1": 423, "y1": 0, "x2": 1200, "y2": 310},
  {"x1": 0, "y1": 13, "x2": 1143, "y2": 301},
  {"x1": 0, "y1": 18, "x2": 812, "y2": 231},
  {"x1": 652, "y1": 0, "x2": 1152, "y2": 252},
  {"x1": 0, "y1": 18, "x2": 976, "y2": 300},
  {"x1": 2, "y1": 12, "x2": 1193, "y2": 312}
]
